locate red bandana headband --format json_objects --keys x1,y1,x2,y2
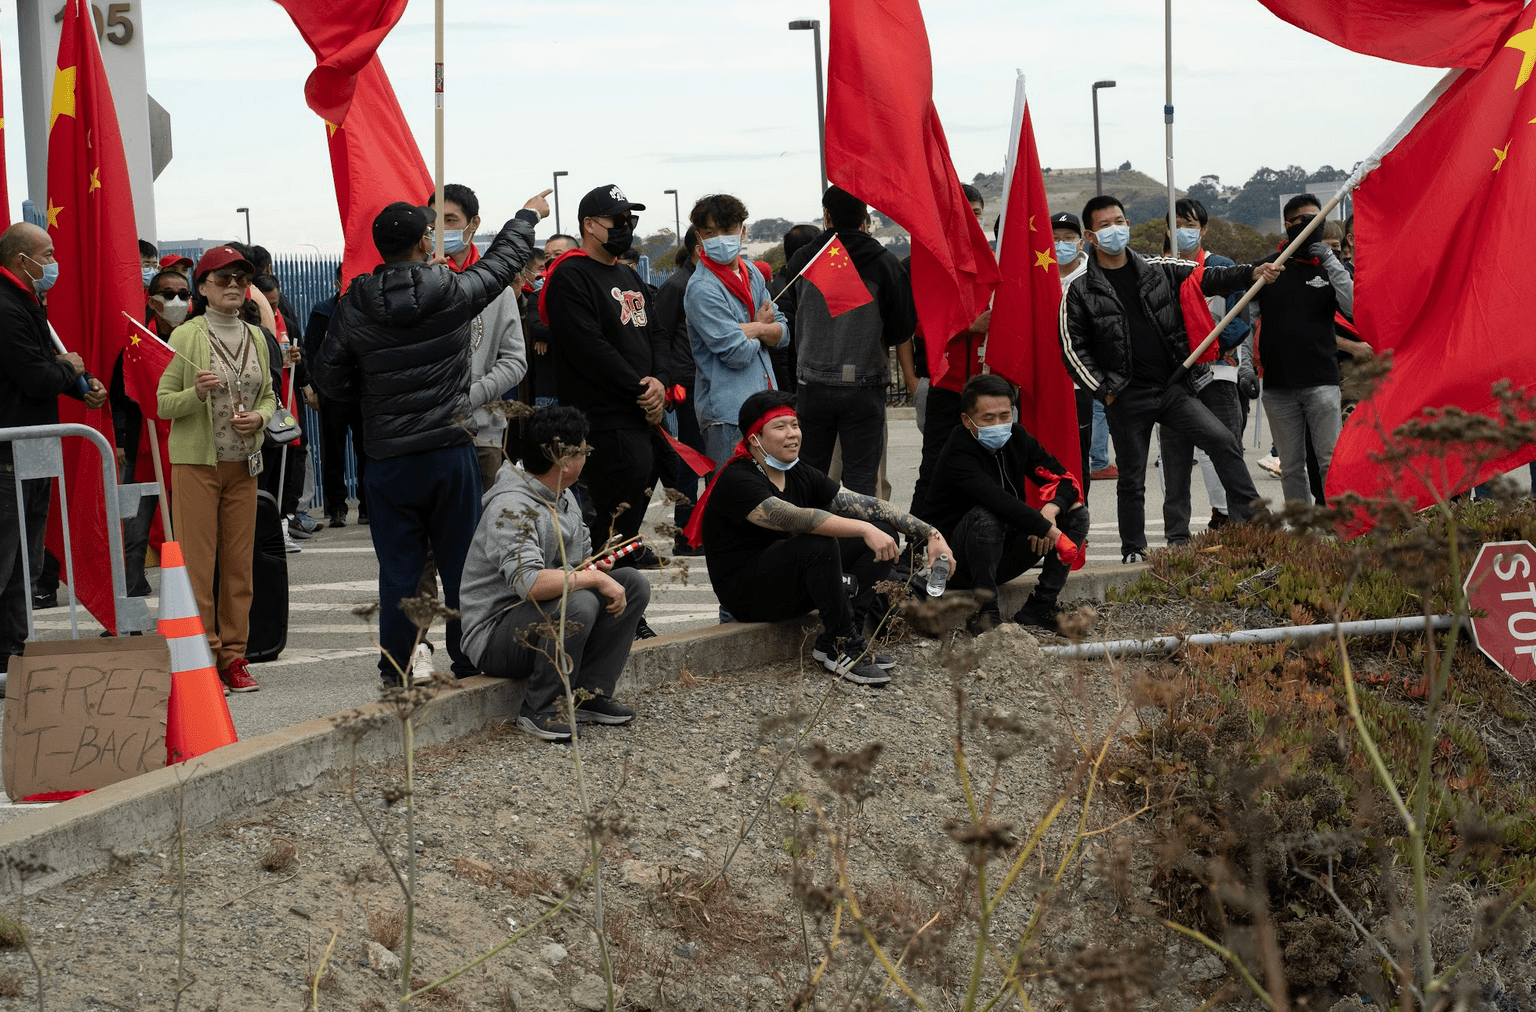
[{"x1": 681, "y1": 405, "x2": 798, "y2": 548}]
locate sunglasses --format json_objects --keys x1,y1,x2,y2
[
  {"x1": 208, "y1": 270, "x2": 252, "y2": 289},
  {"x1": 151, "y1": 289, "x2": 188, "y2": 300}
]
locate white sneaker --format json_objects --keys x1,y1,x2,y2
[
  {"x1": 1257, "y1": 454, "x2": 1283, "y2": 478},
  {"x1": 411, "y1": 642, "x2": 435, "y2": 684},
  {"x1": 282, "y1": 527, "x2": 302, "y2": 554}
]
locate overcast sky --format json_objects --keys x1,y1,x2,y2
[{"x1": 3, "y1": 0, "x2": 1447, "y2": 252}]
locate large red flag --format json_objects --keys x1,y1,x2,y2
[
  {"x1": 985, "y1": 80, "x2": 1078, "y2": 507},
  {"x1": 1257, "y1": 0, "x2": 1524, "y2": 69},
  {"x1": 0, "y1": 32, "x2": 10, "y2": 218},
  {"x1": 44, "y1": 0, "x2": 142, "y2": 634},
  {"x1": 1319, "y1": 3, "x2": 1536, "y2": 527},
  {"x1": 274, "y1": 0, "x2": 432, "y2": 290},
  {"x1": 825, "y1": 0, "x2": 999, "y2": 381},
  {"x1": 799, "y1": 236, "x2": 875, "y2": 317}
]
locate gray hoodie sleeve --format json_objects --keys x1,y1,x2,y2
[
  {"x1": 1311, "y1": 243, "x2": 1354, "y2": 317},
  {"x1": 469, "y1": 292, "x2": 528, "y2": 410}
]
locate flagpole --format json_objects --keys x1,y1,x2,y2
[
  {"x1": 433, "y1": 0, "x2": 445, "y2": 261},
  {"x1": 145, "y1": 415, "x2": 173, "y2": 543},
  {"x1": 120, "y1": 312, "x2": 202, "y2": 370},
  {"x1": 1165, "y1": 0, "x2": 1177, "y2": 245},
  {"x1": 768, "y1": 233, "x2": 839, "y2": 302},
  {"x1": 982, "y1": 72, "x2": 1028, "y2": 376}
]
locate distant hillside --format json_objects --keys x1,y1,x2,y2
[{"x1": 970, "y1": 167, "x2": 1183, "y2": 226}]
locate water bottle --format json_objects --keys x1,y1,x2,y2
[{"x1": 926, "y1": 553, "x2": 951, "y2": 597}]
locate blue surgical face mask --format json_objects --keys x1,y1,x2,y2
[
  {"x1": 971, "y1": 419, "x2": 1012, "y2": 451},
  {"x1": 753, "y1": 435, "x2": 799, "y2": 471},
  {"x1": 24, "y1": 254, "x2": 59, "y2": 293},
  {"x1": 142, "y1": 265, "x2": 158, "y2": 287},
  {"x1": 442, "y1": 228, "x2": 468, "y2": 256},
  {"x1": 1175, "y1": 227, "x2": 1201, "y2": 253},
  {"x1": 702, "y1": 233, "x2": 741, "y2": 265},
  {"x1": 1054, "y1": 239, "x2": 1080, "y2": 265},
  {"x1": 1093, "y1": 225, "x2": 1130, "y2": 255}
]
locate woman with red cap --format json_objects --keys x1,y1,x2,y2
[
  {"x1": 156, "y1": 245, "x2": 277, "y2": 693},
  {"x1": 685, "y1": 389, "x2": 951, "y2": 686}
]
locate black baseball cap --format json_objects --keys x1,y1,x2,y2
[
  {"x1": 577, "y1": 184, "x2": 646, "y2": 222},
  {"x1": 1050, "y1": 212, "x2": 1082, "y2": 236},
  {"x1": 372, "y1": 201, "x2": 437, "y2": 255}
]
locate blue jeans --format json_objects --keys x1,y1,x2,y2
[
  {"x1": 1262, "y1": 385, "x2": 1341, "y2": 506},
  {"x1": 365, "y1": 444, "x2": 482, "y2": 682},
  {"x1": 1090, "y1": 400, "x2": 1110, "y2": 471},
  {"x1": 702, "y1": 421, "x2": 743, "y2": 471}
]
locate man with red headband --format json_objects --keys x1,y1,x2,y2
[
  {"x1": 684, "y1": 193, "x2": 790, "y2": 469},
  {"x1": 688, "y1": 389, "x2": 951, "y2": 686}
]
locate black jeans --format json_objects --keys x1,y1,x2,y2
[
  {"x1": 716, "y1": 528, "x2": 894, "y2": 647},
  {"x1": 1075, "y1": 385, "x2": 1094, "y2": 491},
  {"x1": 1159, "y1": 380, "x2": 1243, "y2": 543},
  {"x1": 797, "y1": 383, "x2": 885, "y2": 497},
  {"x1": 475, "y1": 568, "x2": 650, "y2": 720},
  {"x1": 320, "y1": 397, "x2": 368, "y2": 519},
  {"x1": 951, "y1": 503, "x2": 1091, "y2": 620},
  {"x1": 583, "y1": 426, "x2": 657, "y2": 552},
  {"x1": 911, "y1": 386, "x2": 963, "y2": 519},
  {"x1": 1105, "y1": 383, "x2": 1258, "y2": 557},
  {"x1": 0, "y1": 471, "x2": 50, "y2": 659}
]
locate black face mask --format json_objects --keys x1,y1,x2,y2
[
  {"x1": 601, "y1": 220, "x2": 635, "y2": 258},
  {"x1": 1285, "y1": 214, "x2": 1317, "y2": 243}
]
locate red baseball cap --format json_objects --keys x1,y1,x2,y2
[
  {"x1": 159, "y1": 253, "x2": 194, "y2": 270},
  {"x1": 194, "y1": 245, "x2": 254, "y2": 279}
]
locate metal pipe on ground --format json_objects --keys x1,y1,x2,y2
[{"x1": 1040, "y1": 615, "x2": 1458, "y2": 661}]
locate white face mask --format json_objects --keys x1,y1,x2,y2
[{"x1": 157, "y1": 295, "x2": 190, "y2": 326}]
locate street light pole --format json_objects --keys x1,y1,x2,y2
[
  {"x1": 235, "y1": 206, "x2": 251, "y2": 245},
  {"x1": 788, "y1": 20, "x2": 827, "y2": 193},
  {"x1": 664, "y1": 189, "x2": 681, "y2": 250},
  {"x1": 552, "y1": 170, "x2": 569, "y2": 234},
  {"x1": 1091, "y1": 81, "x2": 1116, "y2": 197}
]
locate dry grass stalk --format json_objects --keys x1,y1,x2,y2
[
  {"x1": 367, "y1": 903, "x2": 406, "y2": 953},
  {"x1": 258, "y1": 840, "x2": 297, "y2": 874}
]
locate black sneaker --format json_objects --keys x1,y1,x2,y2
[
  {"x1": 1012, "y1": 597, "x2": 1061, "y2": 632},
  {"x1": 328, "y1": 512, "x2": 347, "y2": 528},
  {"x1": 1122, "y1": 551, "x2": 1147, "y2": 565},
  {"x1": 576, "y1": 695, "x2": 637, "y2": 725},
  {"x1": 358, "y1": 513, "x2": 370, "y2": 526},
  {"x1": 31, "y1": 592, "x2": 57, "y2": 610},
  {"x1": 967, "y1": 608, "x2": 1003, "y2": 636},
  {"x1": 634, "y1": 618, "x2": 658, "y2": 641},
  {"x1": 810, "y1": 645, "x2": 891, "y2": 686},
  {"x1": 671, "y1": 537, "x2": 705, "y2": 557},
  {"x1": 518, "y1": 713, "x2": 573, "y2": 742}
]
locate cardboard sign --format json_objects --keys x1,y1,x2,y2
[{"x1": 3, "y1": 636, "x2": 172, "y2": 801}]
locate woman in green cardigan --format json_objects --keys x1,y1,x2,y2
[{"x1": 156, "y1": 245, "x2": 276, "y2": 693}]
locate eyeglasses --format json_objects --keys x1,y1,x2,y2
[
  {"x1": 208, "y1": 270, "x2": 251, "y2": 289},
  {"x1": 151, "y1": 289, "x2": 188, "y2": 300}
]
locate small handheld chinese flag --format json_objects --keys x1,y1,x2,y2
[{"x1": 799, "y1": 236, "x2": 873, "y2": 317}]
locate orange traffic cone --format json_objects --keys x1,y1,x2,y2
[{"x1": 158, "y1": 541, "x2": 239, "y2": 762}]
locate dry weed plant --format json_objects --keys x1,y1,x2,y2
[
  {"x1": 258, "y1": 839, "x2": 298, "y2": 874},
  {"x1": 0, "y1": 971, "x2": 22, "y2": 999}
]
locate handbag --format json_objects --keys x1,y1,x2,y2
[{"x1": 265, "y1": 403, "x2": 301, "y2": 444}]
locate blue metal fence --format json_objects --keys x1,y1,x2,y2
[{"x1": 270, "y1": 255, "x2": 350, "y2": 512}]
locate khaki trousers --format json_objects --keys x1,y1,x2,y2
[{"x1": 172, "y1": 461, "x2": 257, "y2": 670}]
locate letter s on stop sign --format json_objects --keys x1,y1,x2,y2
[{"x1": 1463, "y1": 540, "x2": 1536, "y2": 682}]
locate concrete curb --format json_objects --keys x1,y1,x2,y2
[{"x1": 0, "y1": 564, "x2": 1144, "y2": 892}]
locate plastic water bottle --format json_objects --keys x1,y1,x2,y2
[{"x1": 926, "y1": 553, "x2": 951, "y2": 597}]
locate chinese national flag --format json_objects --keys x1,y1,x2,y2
[
  {"x1": 274, "y1": 0, "x2": 431, "y2": 290},
  {"x1": 1315, "y1": 1, "x2": 1536, "y2": 530},
  {"x1": 44, "y1": 0, "x2": 143, "y2": 633},
  {"x1": 826, "y1": 0, "x2": 999, "y2": 380},
  {"x1": 0, "y1": 32, "x2": 10, "y2": 217},
  {"x1": 799, "y1": 236, "x2": 874, "y2": 317},
  {"x1": 121, "y1": 327, "x2": 175, "y2": 416},
  {"x1": 1258, "y1": 0, "x2": 1524, "y2": 69},
  {"x1": 985, "y1": 82, "x2": 1079, "y2": 509}
]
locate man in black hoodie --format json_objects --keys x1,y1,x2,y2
[
  {"x1": 776, "y1": 186, "x2": 915, "y2": 496},
  {"x1": 923, "y1": 375, "x2": 1088, "y2": 632},
  {"x1": 313, "y1": 193, "x2": 546, "y2": 685},
  {"x1": 650, "y1": 227, "x2": 704, "y2": 555}
]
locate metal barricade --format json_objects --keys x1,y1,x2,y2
[{"x1": 0, "y1": 423, "x2": 159, "y2": 653}]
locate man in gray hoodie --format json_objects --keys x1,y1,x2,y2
[{"x1": 459, "y1": 405, "x2": 649, "y2": 741}]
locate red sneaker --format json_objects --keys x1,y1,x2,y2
[
  {"x1": 1090, "y1": 465, "x2": 1119, "y2": 481},
  {"x1": 221, "y1": 658, "x2": 260, "y2": 692}
]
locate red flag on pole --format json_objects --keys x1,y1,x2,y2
[
  {"x1": 1257, "y1": 0, "x2": 1524, "y2": 69},
  {"x1": 984, "y1": 77, "x2": 1079, "y2": 508},
  {"x1": 799, "y1": 236, "x2": 874, "y2": 317},
  {"x1": 825, "y1": 0, "x2": 999, "y2": 381},
  {"x1": 274, "y1": 0, "x2": 432, "y2": 290},
  {"x1": 0, "y1": 31, "x2": 10, "y2": 219},
  {"x1": 44, "y1": 0, "x2": 142, "y2": 633},
  {"x1": 1314, "y1": 2, "x2": 1536, "y2": 528}
]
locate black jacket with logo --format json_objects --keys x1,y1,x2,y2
[
  {"x1": 543, "y1": 254, "x2": 672, "y2": 431},
  {"x1": 312, "y1": 211, "x2": 536, "y2": 459},
  {"x1": 1060, "y1": 250, "x2": 1254, "y2": 401}
]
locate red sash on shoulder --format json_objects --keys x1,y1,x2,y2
[
  {"x1": 695, "y1": 254, "x2": 757, "y2": 319},
  {"x1": 537, "y1": 249, "x2": 590, "y2": 325},
  {"x1": 1179, "y1": 247, "x2": 1218, "y2": 365}
]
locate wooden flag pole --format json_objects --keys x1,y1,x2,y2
[
  {"x1": 1171, "y1": 186, "x2": 1348, "y2": 384},
  {"x1": 145, "y1": 415, "x2": 173, "y2": 543},
  {"x1": 433, "y1": 0, "x2": 445, "y2": 261}
]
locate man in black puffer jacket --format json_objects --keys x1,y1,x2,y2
[
  {"x1": 313, "y1": 193, "x2": 547, "y2": 685},
  {"x1": 1060, "y1": 195, "x2": 1282, "y2": 564}
]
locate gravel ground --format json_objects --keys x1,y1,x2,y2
[{"x1": 0, "y1": 613, "x2": 1177, "y2": 1012}]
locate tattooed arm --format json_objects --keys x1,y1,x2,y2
[
  {"x1": 830, "y1": 489, "x2": 935, "y2": 541},
  {"x1": 747, "y1": 496, "x2": 901, "y2": 561}
]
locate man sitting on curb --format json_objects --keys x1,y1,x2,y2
[
  {"x1": 459, "y1": 406, "x2": 650, "y2": 742},
  {"x1": 686, "y1": 390, "x2": 951, "y2": 687},
  {"x1": 922, "y1": 375, "x2": 1088, "y2": 633}
]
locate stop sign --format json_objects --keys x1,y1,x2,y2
[{"x1": 1464, "y1": 540, "x2": 1536, "y2": 682}]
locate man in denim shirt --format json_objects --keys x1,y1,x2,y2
[{"x1": 684, "y1": 194, "x2": 790, "y2": 467}]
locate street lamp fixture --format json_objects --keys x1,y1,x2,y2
[
  {"x1": 663, "y1": 189, "x2": 681, "y2": 252},
  {"x1": 235, "y1": 206, "x2": 251, "y2": 245},
  {"x1": 788, "y1": 20, "x2": 828, "y2": 193},
  {"x1": 552, "y1": 171, "x2": 569, "y2": 234},
  {"x1": 1091, "y1": 81, "x2": 1117, "y2": 198}
]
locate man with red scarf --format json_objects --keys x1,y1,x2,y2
[
  {"x1": 430, "y1": 183, "x2": 528, "y2": 490},
  {"x1": 683, "y1": 193, "x2": 790, "y2": 469},
  {"x1": 689, "y1": 390, "x2": 951, "y2": 687}
]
